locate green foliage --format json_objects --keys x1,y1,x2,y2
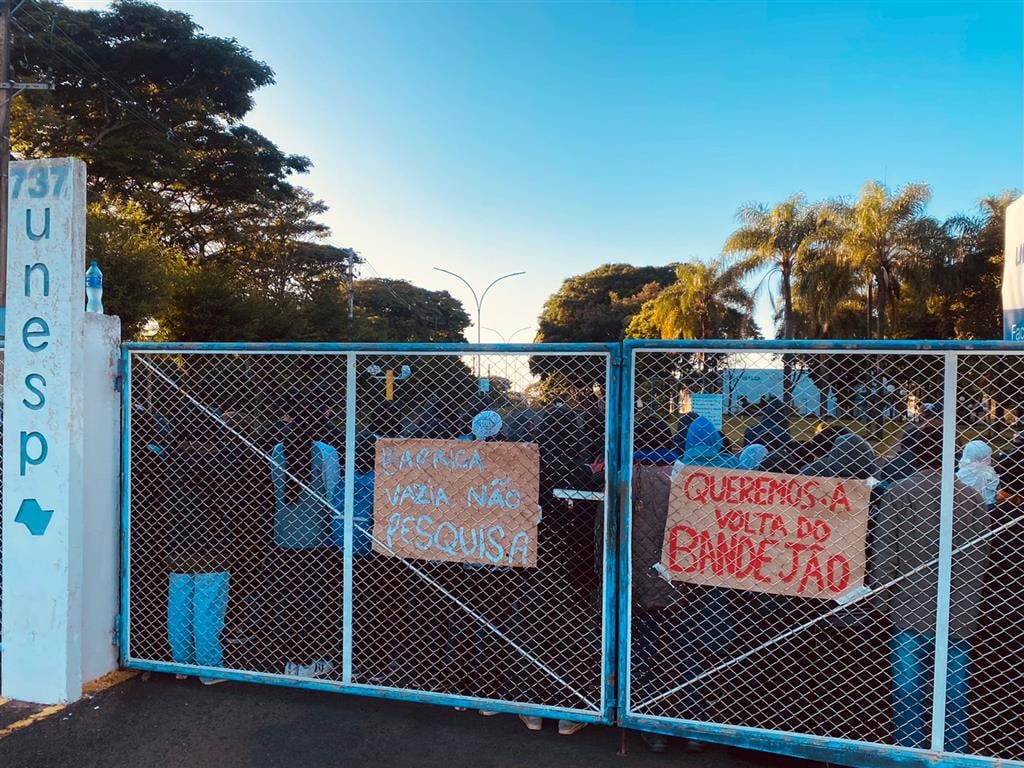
[
  {"x1": 160, "y1": 263, "x2": 262, "y2": 342},
  {"x1": 11, "y1": 0, "x2": 310, "y2": 263},
  {"x1": 86, "y1": 200, "x2": 179, "y2": 338},
  {"x1": 346, "y1": 279, "x2": 470, "y2": 343},
  {"x1": 723, "y1": 194, "x2": 824, "y2": 339},
  {"x1": 841, "y1": 181, "x2": 932, "y2": 339},
  {"x1": 536, "y1": 263, "x2": 677, "y2": 343},
  {"x1": 625, "y1": 259, "x2": 755, "y2": 340},
  {"x1": 10, "y1": 0, "x2": 464, "y2": 345},
  {"x1": 948, "y1": 192, "x2": 1020, "y2": 340}
]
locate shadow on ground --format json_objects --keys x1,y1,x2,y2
[{"x1": 0, "y1": 674, "x2": 820, "y2": 768}]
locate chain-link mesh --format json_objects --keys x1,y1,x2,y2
[
  {"x1": 625, "y1": 347, "x2": 1023, "y2": 762},
  {"x1": 952, "y1": 353, "x2": 1024, "y2": 761},
  {"x1": 0, "y1": 347, "x2": 4, "y2": 637},
  {"x1": 124, "y1": 347, "x2": 611, "y2": 716}
]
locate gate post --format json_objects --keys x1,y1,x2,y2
[
  {"x1": 1, "y1": 157, "x2": 122, "y2": 704},
  {"x1": 929, "y1": 351, "x2": 958, "y2": 751}
]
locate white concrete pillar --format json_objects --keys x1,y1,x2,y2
[
  {"x1": 1003, "y1": 196, "x2": 1024, "y2": 340},
  {"x1": 1, "y1": 157, "x2": 121, "y2": 704}
]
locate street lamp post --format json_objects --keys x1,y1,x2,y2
[
  {"x1": 433, "y1": 268, "x2": 525, "y2": 377},
  {"x1": 482, "y1": 327, "x2": 533, "y2": 387},
  {"x1": 482, "y1": 326, "x2": 533, "y2": 343},
  {"x1": 433, "y1": 268, "x2": 526, "y2": 345}
]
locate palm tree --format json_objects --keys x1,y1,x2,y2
[
  {"x1": 842, "y1": 181, "x2": 931, "y2": 339},
  {"x1": 793, "y1": 250, "x2": 862, "y2": 339},
  {"x1": 625, "y1": 258, "x2": 754, "y2": 399},
  {"x1": 945, "y1": 191, "x2": 1021, "y2": 339},
  {"x1": 644, "y1": 258, "x2": 754, "y2": 339},
  {"x1": 723, "y1": 194, "x2": 822, "y2": 340}
]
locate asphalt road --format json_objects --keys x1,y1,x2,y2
[{"x1": 0, "y1": 674, "x2": 814, "y2": 768}]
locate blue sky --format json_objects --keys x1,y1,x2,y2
[{"x1": 77, "y1": 1, "x2": 1024, "y2": 339}]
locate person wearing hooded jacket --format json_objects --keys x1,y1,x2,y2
[
  {"x1": 957, "y1": 440, "x2": 999, "y2": 508},
  {"x1": 678, "y1": 416, "x2": 741, "y2": 470},
  {"x1": 266, "y1": 392, "x2": 343, "y2": 679},
  {"x1": 872, "y1": 427, "x2": 990, "y2": 753},
  {"x1": 638, "y1": 415, "x2": 740, "y2": 744},
  {"x1": 627, "y1": 462, "x2": 710, "y2": 754}
]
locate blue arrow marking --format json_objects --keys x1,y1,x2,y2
[{"x1": 15, "y1": 498, "x2": 53, "y2": 536}]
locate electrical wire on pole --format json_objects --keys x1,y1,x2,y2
[{"x1": 0, "y1": 0, "x2": 54, "y2": 312}]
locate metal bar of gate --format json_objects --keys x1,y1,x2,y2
[
  {"x1": 616, "y1": 344, "x2": 637, "y2": 720},
  {"x1": 341, "y1": 352, "x2": 356, "y2": 684},
  {"x1": 602, "y1": 342, "x2": 622, "y2": 716},
  {"x1": 930, "y1": 353, "x2": 958, "y2": 752},
  {"x1": 119, "y1": 342, "x2": 617, "y2": 724},
  {"x1": 118, "y1": 345, "x2": 132, "y2": 658}
]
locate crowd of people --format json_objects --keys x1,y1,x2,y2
[
  {"x1": 130, "y1": 381, "x2": 607, "y2": 737},
  {"x1": 630, "y1": 397, "x2": 1023, "y2": 756},
  {"x1": 129, "y1": 377, "x2": 1024, "y2": 758}
]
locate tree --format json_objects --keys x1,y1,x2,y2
[
  {"x1": 891, "y1": 216, "x2": 958, "y2": 339},
  {"x1": 536, "y1": 263, "x2": 677, "y2": 343},
  {"x1": 842, "y1": 181, "x2": 931, "y2": 339},
  {"x1": 10, "y1": 0, "x2": 370, "y2": 343},
  {"x1": 791, "y1": 248, "x2": 863, "y2": 339},
  {"x1": 347, "y1": 279, "x2": 470, "y2": 343},
  {"x1": 625, "y1": 259, "x2": 755, "y2": 340},
  {"x1": 948, "y1": 191, "x2": 1022, "y2": 340},
  {"x1": 723, "y1": 194, "x2": 823, "y2": 341},
  {"x1": 86, "y1": 198, "x2": 181, "y2": 338},
  {"x1": 12, "y1": 0, "x2": 331, "y2": 270},
  {"x1": 11, "y1": 0, "x2": 323, "y2": 264},
  {"x1": 160, "y1": 262, "x2": 263, "y2": 342}
]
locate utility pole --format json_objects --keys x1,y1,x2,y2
[
  {"x1": 0, "y1": 0, "x2": 13, "y2": 310},
  {"x1": 345, "y1": 260, "x2": 355, "y2": 320},
  {"x1": 0, "y1": 0, "x2": 54, "y2": 311}
]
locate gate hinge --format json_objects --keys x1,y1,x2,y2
[
  {"x1": 113, "y1": 612, "x2": 121, "y2": 643},
  {"x1": 114, "y1": 358, "x2": 125, "y2": 391}
]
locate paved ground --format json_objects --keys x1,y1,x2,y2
[{"x1": 0, "y1": 673, "x2": 815, "y2": 768}]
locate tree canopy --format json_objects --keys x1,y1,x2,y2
[
  {"x1": 625, "y1": 259, "x2": 756, "y2": 340},
  {"x1": 535, "y1": 263, "x2": 677, "y2": 343},
  {"x1": 8, "y1": 0, "x2": 472, "y2": 344}
]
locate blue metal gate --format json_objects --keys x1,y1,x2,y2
[
  {"x1": 618, "y1": 340, "x2": 1024, "y2": 768},
  {"x1": 119, "y1": 342, "x2": 620, "y2": 725},
  {"x1": 117, "y1": 338, "x2": 1024, "y2": 766}
]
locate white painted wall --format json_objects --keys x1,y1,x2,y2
[
  {"x1": 81, "y1": 314, "x2": 121, "y2": 684},
  {"x1": 2, "y1": 158, "x2": 121, "y2": 704},
  {"x1": 1003, "y1": 196, "x2": 1024, "y2": 340}
]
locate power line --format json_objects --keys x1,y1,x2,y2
[
  {"x1": 0, "y1": 0, "x2": 53, "y2": 307},
  {"x1": 11, "y1": 9, "x2": 178, "y2": 143},
  {"x1": 355, "y1": 256, "x2": 421, "y2": 314}
]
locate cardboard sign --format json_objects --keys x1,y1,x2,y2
[
  {"x1": 660, "y1": 466, "x2": 870, "y2": 600},
  {"x1": 373, "y1": 438, "x2": 540, "y2": 568}
]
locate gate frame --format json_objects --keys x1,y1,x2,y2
[
  {"x1": 118, "y1": 341, "x2": 622, "y2": 725},
  {"x1": 617, "y1": 339, "x2": 1024, "y2": 768}
]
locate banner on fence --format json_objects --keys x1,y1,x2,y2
[
  {"x1": 660, "y1": 466, "x2": 870, "y2": 599},
  {"x1": 373, "y1": 438, "x2": 540, "y2": 568}
]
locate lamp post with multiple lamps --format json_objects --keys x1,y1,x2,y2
[{"x1": 432, "y1": 268, "x2": 526, "y2": 381}]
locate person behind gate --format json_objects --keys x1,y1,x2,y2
[
  {"x1": 873, "y1": 426, "x2": 991, "y2": 753},
  {"x1": 164, "y1": 412, "x2": 236, "y2": 685},
  {"x1": 267, "y1": 391, "x2": 344, "y2": 678}
]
